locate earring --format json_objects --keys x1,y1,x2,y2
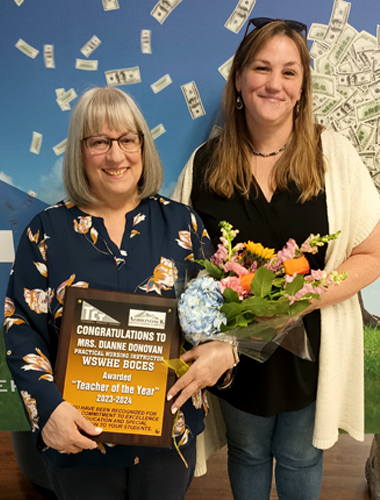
[
  {"x1": 236, "y1": 92, "x2": 244, "y2": 110},
  {"x1": 294, "y1": 101, "x2": 300, "y2": 118}
]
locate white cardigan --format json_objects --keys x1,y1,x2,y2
[{"x1": 172, "y1": 128, "x2": 380, "y2": 474}]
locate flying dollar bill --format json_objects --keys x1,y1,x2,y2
[
  {"x1": 323, "y1": 0, "x2": 351, "y2": 46},
  {"x1": 102, "y1": 0, "x2": 119, "y2": 11},
  {"x1": 310, "y1": 40, "x2": 330, "y2": 60},
  {"x1": 151, "y1": 124, "x2": 166, "y2": 140},
  {"x1": 359, "y1": 151, "x2": 376, "y2": 171},
  {"x1": 53, "y1": 139, "x2": 67, "y2": 156},
  {"x1": 141, "y1": 30, "x2": 152, "y2": 54},
  {"x1": 14, "y1": 0, "x2": 24, "y2": 5},
  {"x1": 181, "y1": 81, "x2": 206, "y2": 119},
  {"x1": 352, "y1": 30, "x2": 377, "y2": 53},
  {"x1": 55, "y1": 88, "x2": 71, "y2": 111},
  {"x1": 16, "y1": 38, "x2": 39, "y2": 59},
  {"x1": 76, "y1": 59, "x2": 98, "y2": 71},
  {"x1": 218, "y1": 56, "x2": 234, "y2": 80},
  {"x1": 151, "y1": 0, "x2": 183, "y2": 25},
  {"x1": 81, "y1": 36, "x2": 101, "y2": 58},
  {"x1": 105, "y1": 67, "x2": 141, "y2": 86},
  {"x1": 315, "y1": 55, "x2": 336, "y2": 76},
  {"x1": 369, "y1": 80, "x2": 380, "y2": 101},
  {"x1": 44, "y1": 44, "x2": 55, "y2": 68},
  {"x1": 30, "y1": 132, "x2": 42, "y2": 155},
  {"x1": 356, "y1": 100, "x2": 380, "y2": 122},
  {"x1": 151, "y1": 74, "x2": 172, "y2": 93},
  {"x1": 327, "y1": 24, "x2": 358, "y2": 66},
  {"x1": 225, "y1": 0, "x2": 256, "y2": 34},
  {"x1": 56, "y1": 88, "x2": 77, "y2": 110},
  {"x1": 308, "y1": 23, "x2": 328, "y2": 42},
  {"x1": 311, "y1": 74, "x2": 336, "y2": 98},
  {"x1": 330, "y1": 89, "x2": 363, "y2": 121},
  {"x1": 357, "y1": 122, "x2": 376, "y2": 151},
  {"x1": 337, "y1": 70, "x2": 374, "y2": 87},
  {"x1": 319, "y1": 96, "x2": 343, "y2": 116}
]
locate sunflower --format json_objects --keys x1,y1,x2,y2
[{"x1": 244, "y1": 241, "x2": 276, "y2": 266}]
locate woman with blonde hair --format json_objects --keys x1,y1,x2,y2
[
  {"x1": 169, "y1": 18, "x2": 380, "y2": 499},
  {"x1": 4, "y1": 86, "x2": 218, "y2": 500}
]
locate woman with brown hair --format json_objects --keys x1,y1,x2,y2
[{"x1": 169, "y1": 18, "x2": 380, "y2": 499}]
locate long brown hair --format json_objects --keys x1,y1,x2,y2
[{"x1": 206, "y1": 21, "x2": 325, "y2": 203}]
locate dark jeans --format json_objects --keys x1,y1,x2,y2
[
  {"x1": 220, "y1": 400, "x2": 323, "y2": 500},
  {"x1": 42, "y1": 440, "x2": 196, "y2": 500}
]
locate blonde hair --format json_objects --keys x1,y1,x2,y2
[
  {"x1": 206, "y1": 21, "x2": 325, "y2": 203},
  {"x1": 63, "y1": 87, "x2": 163, "y2": 206}
]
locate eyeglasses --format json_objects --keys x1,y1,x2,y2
[
  {"x1": 244, "y1": 17, "x2": 308, "y2": 40},
  {"x1": 82, "y1": 132, "x2": 144, "y2": 155}
]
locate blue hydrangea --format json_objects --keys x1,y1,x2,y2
[{"x1": 178, "y1": 276, "x2": 227, "y2": 345}]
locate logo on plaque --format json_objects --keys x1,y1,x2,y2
[
  {"x1": 128, "y1": 309, "x2": 166, "y2": 329},
  {"x1": 81, "y1": 301, "x2": 120, "y2": 324}
]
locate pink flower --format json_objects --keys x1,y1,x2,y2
[
  {"x1": 305, "y1": 269, "x2": 325, "y2": 281},
  {"x1": 231, "y1": 243, "x2": 245, "y2": 262},
  {"x1": 219, "y1": 276, "x2": 245, "y2": 300},
  {"x1": 223, "y1": 261, "x2": 248, "y2": 277},
  {"x1": 265, "y1": 260, "x2": 282, "y2": 272},
  {"x1": 249, "y1": 262, "x2": 258, "y2": 273},
  {"x1": 277, "y1": 238, "x2": 297, "y2": 263},
  {"x1": 285, "y1": 283, "x2": 314, "y2": 305},
  {"x1": 211, "y1": 243, "x2": 228, "y2": 267},
  {"x1": 285, "y1": 273, "x2": 297, "y2": 284},
  {"x1": 300, "y1": 234, "x2": 318, "y2": 254}
]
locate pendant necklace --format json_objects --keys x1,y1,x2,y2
[{"x1": 250, "y1": 143, "x2": 287, "y2": 157}]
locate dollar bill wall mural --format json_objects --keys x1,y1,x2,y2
[{"x1": 1, "y1": 0, "x2": 380, "y2": 428}]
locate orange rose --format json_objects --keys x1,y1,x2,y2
[
  {"x1": 283, "y1": 255, "x2": 310, "y2": 275},
  {"x1": 240, "y1": 272, "x2": 256, "y2": 291}
]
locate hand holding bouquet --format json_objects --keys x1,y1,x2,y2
[{"x1": 178, "y1": 221, "x2": 347, "y2": 362}]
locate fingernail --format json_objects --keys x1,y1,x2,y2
[
  {"x1": 167, "y1": 394, "x2": 172, "y2": 401},
  {"x1": 171, "y1": 407, "x2": 177, "y2": 415},
  {"x1": 95, "y1": 427, "x2": 103, "y2": 433}
]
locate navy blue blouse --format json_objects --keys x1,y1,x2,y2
[{"x1": 4, "y1": 195, "x2": 212, "y2": 467}]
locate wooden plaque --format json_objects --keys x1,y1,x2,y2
[{"x1": 55, "y1": 286, "x2": 180, "y2": 448}]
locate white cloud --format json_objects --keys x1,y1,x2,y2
[
  {"x1": 0, "y1": 171, "x2": 14, "y2": 185},
  {"x1": 37, "y1": 158, "x2": 66, "y2": 205}
]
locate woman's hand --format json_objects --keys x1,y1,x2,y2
[
  {"x1": 41, "y1": 401, "x2": 103, "y2": 454},
  {"x1": 166, "y1": 341, "x2": 235, "y2": 414}
]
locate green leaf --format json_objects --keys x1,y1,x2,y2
[
  {"x1": 223, "y1": 288, "x2": 241, "y2": 303},
  {"x1": 240, "y1": 296, "x2": 288, "y2": 316},
  {"x1": 195, "y1": 259, "x2": 225, "y2": 279},
  {"x1": 250, "y1": 266, "x2": 275, "y2": 298},
  {"x1": 221, "y1": 314, "x2": 250, "y2": 330},
  {"x1": 220, "y1": 301, "x2": 244, "y2": 321},
  {"x1": 288, "y1": 300, "x2": 311, "y2": 315},
  {"x1": 284, "y1": 274, "x2": 305, "y2": 295}
]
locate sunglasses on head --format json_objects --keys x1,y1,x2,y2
[{"x1": 244, "y1": 17, "x2": 308, "y2": 40}]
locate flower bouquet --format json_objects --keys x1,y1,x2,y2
[{"x1": 178, "y1": 221, "x2": 347, "y2": 363}]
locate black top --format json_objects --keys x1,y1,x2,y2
[{"x1": 191, "y1": 140, "x2": 329, "y2": 416}]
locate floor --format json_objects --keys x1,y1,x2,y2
[{"x1": 0, "y1": 431, "x2": 374, "y2": 499}]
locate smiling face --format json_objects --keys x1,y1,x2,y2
[
  {"x1": 235, "y1": 35, "x2": 303, "y2": 134},
  {"x1": 82, "y1": 123, "x2": 143, "y2": 209}
]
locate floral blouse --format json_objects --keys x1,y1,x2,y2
[{"x1": 4, "y1": 196, "x2": 212, "y2": 468}]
